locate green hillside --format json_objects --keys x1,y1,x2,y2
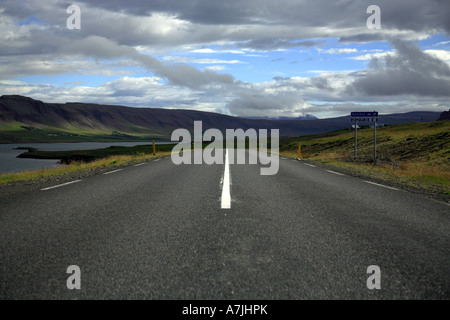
[
  {"x1": 280, "y1": 121, "x2": 450, "y2": 194},
  {"x1": 0, "y1": 125, "x2": 169, "y2": 144}
]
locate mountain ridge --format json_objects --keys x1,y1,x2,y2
[{"x1": 0, "y1": 95, "x2": 442, "y2": 143}]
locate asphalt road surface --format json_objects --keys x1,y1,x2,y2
[{"x1": 0, "y1": 151, "x2": 449, "y2": 299}]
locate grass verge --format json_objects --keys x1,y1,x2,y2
[
  {"x1": 0, "y1": 151, "x2": 172, "y2": 185},
  {"x1": 280, "y1": 121, "x2": 449, "y2": 196}
]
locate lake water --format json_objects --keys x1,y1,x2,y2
[{"x1": 0, "y1": 142, "x2": 172, "y2": 173}]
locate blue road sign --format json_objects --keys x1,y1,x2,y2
[
  {"x1": 350, "y1": 112, "x2": 378, "y2": 160},
  {"x1": 351, "y1": 117, "x2": 379, "y2": 122},
  {"x1": 351, "y1": 112, "x2": 378, "y2": 117}
]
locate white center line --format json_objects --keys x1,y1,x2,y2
[
  {"x1": 41, "y1": 180, "x2": 82, "y2": 191},
  {"x1": 221, "y1": 148, "x2": 231, "y2": 209},
  {"x1": 365, "y1": 181, "x2": 399, "y2": 191},
  {"x1": 326, "y1": 170, "x2": 345, "y2": 176},
  {"x1": 304, "y1": 163, "x2": 316, "y2": 167},
  {"x1": 134, "y1": 163, "x2": 146, "y2": 167},
  {"x1": 103, "y1": 169, "x2": 123, "y2": 175}
]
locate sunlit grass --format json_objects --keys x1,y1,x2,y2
[
  {"x1": 280, "y1": 150, "x2": 449, "y2": 193},
  {"x1": 0, "y1": 151, "x2": 172, "y2": 184},
  {"x1": 279, "y1": 121, "x2": 450, "y2": 194}
]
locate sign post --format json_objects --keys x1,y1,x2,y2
[
  {"x1": 351, "y1": 112, "x2": 379, "y2": 161},
  {"x1": 374, "y1": 120, "x2": 376, "y2": 160},
  {"x1": 354, "y1": 118, "x2": 357, "y2": 158}
]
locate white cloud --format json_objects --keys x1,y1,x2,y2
[
  {"x1": 161, "y1": 56, "x2": 245, "y2": 65},
  {"x1": 434, "y1": 41, "x2": 450, "y2": 46},
  {"x1": 192, "y1": 59, "x2": 244, "y2": 65},
  {"x1": 324, "y1": 48, "x2": 358, "y2": 54},
  {"x1": 350, "y1": 51, "x2": 395, "y2": 61},
  {"x1": 424, "y1": 50, "x2": 450, "y2": 62},
  {"x1": 191, "y1": 48, "x2": 245, "y2": 54},
  {"x1": 191, "y1": 48, "x2": 216, "y2": 54},
  {"x1": 204, "y1": 66, "x2": 227, "y2": 71}
]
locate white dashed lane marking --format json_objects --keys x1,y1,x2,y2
[
  {"x1": 326, "y1": 170, "x2": 345, "y2": 176},
  {"x1": 365, "y1": 181, "x2": 399, "y2": 191},
  {"x1": 134, "y1": 163, "x2": 146, "y2": 167},
  {"x1": 103, "y1": 169, "x2": 123, "y2": 175},
  {"x1": 221, "y1": 148, "x2": 231, "y2": 209},
  {"x1": 41, "y1": 180, "x2": 82, "y2": 191}
]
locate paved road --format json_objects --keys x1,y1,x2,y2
[{"x1": 0, "y1": 151, "x2": 449, "y2": 299}]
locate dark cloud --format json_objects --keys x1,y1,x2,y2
[
  {"x1": 338, "y1": 34, "x2": 388, "y2": 43},
  {"x1": 310, "y1": 77, "x2": 332, "y2": 91},
  {"x1": 225, "y1": 87, "x2": 308, "y2": 118},
  {"x1": 63, "y1": 36, "x2": 237, "y2": 89},
  {"x1": 0, "y1": 24, "x2": 237, "y2": 89},
  {"x1": 236, "y1": 39, "x2": 323, "y2": 51},
  {"x1": 1, "y1": 0, "x2": 449, "y2": 53},
  {"x1": 348, "y1": 40, "x2": 450, "y2": 97},
  {"x1": 66, "y1": 0, "x2": 450, "y2": 33}
]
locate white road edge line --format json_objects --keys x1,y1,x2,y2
[
  {"x1": 103, "y1": 169, "x2": 123, "y2": 175},
  {"x1": 153, "y1": 159, "x2": 161, "y2": 162},
  {"x1": 304, "y1": 163, "x2": 316, "y2": 167},
  {"x1": 326, "y1": 170, "x2": 345, "y2": 176},
  {"x1": 221, "y1": 148, "x2": 231, "y2": 209},
  {"x1": 134, "y1": 163, "x2": 146, "y2": 167},
  {"x1": 365, "y1": 181, "x2": 399, "y2": 191},
  {"x1": 41, "y1": 180, "x2": 82, "y2": 191}
]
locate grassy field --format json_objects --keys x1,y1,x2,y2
[
  {"x1": 279, "y1": 121, "x2": 449, "y2": 194},
  {"x1": 1, "y1": 143, "x2": 177, "y2": 184},
  {"x1": 0, "y1": 151, "x2": 172, "y2": 185}
]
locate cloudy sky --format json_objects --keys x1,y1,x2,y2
[{"x1": 1, "y1": 0, "x2": 449, "y2": 119}]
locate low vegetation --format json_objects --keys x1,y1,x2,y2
[
  {"x1": 0, "y1": 151, "x2": 172, "y2": 185},
  {"x1": 280, "y1": 121, "x2": 449, "y2": 194},
  {"x1": 0, "y1": 143, "x2": 176, "y2": 184},
  {"x1": 16, "y1": 143, "x2": 175, "y2": 163}
]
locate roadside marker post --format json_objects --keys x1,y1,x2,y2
[
  {"x1": 153, "y1": 140, "x2": 156, "y2": 155},
  {"x1": 298, "y1": 145, "x2": 301, "y2": 159}
]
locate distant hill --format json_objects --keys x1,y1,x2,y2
[
  {"x1": 0, "y1": 95, "x2": 442, "y2": 143},
  {"x1": 438, "y1": 110, "x2": 450, "y2": 121},
  {"x1": 242, "y1": 115, "x2": 318, "y2": 120}
]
